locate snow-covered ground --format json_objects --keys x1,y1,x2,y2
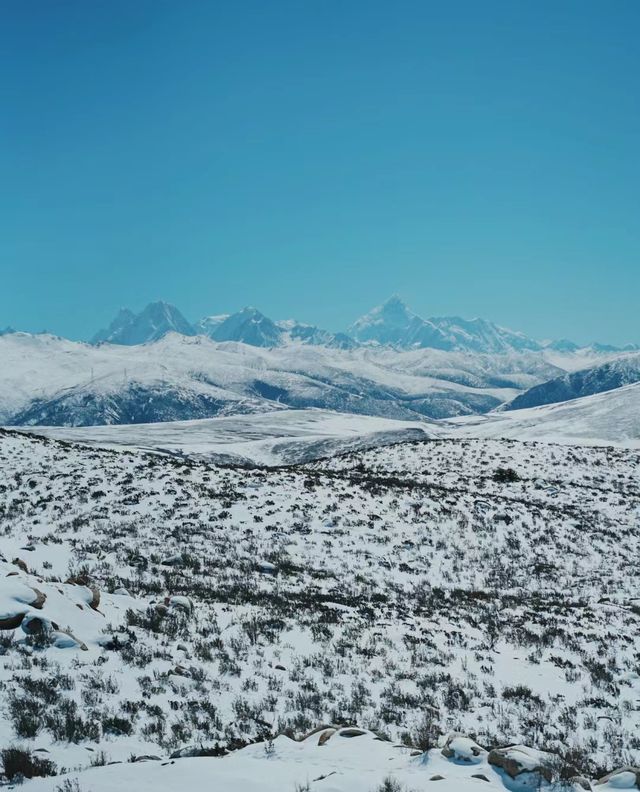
[
  {"x1": 0, "y1": 429, "x2": 638, "y2": 789},
  {"x1": 13, "y1": 376, "x2": 640, "y2": 470},
  {"x1": 14, "y1": 410, "x2": 436, "y2": 466},
  {"x1": 22, "y1": 729, "x2": 615, "y2": 792}
]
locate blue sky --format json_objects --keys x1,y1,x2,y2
[{"x1": 2, "y1": 0, "x2": 639, "y2": 344}]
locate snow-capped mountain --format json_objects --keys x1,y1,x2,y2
[
  {"x1": 92, "y1": 301, "x2": 196, "y2": 345},
  {"x1": 194, "y1": 313, "x2": 229, "y2": 336},
  {"x1": 430, "y1": 314, "x2": 542, "y2": 353},
  {"x1": 349, "y1": 296, "x2": 543, "y2": 353},
  {"x1": 276, "y1": 319, "x2": 357, "y2": 349},
  {"x1": 506, "y1": 352, "x2": 640, "y2": 410},
  {"x1": 349, "y1": 295, "x2": 451, "y2": 349},
  {"x1": 203, "y1": 306, "x2": 283, "y2": 346},
  {"x1": 87, "y1": 298, "x2": 635, "y2": 358},
  {"x1": 196, "y1": 308, "x2": 357, "y2": 349}
]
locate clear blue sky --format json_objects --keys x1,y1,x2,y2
[{"x1": 2, "y1": 0, "x2": 639, "y2": 344}]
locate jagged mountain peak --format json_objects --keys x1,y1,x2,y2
[
  {"x1": 91, "y1": 301, "x2": 196, "y2": 345},
  {"x1": 350, "y1": 298, "x2": 543, "y2": 353}
]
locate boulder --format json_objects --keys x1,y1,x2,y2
[
  {"x1": 595, "y1": 767, "x2": 640, "y2": 788},
  {"x1": 165, "y1": 595, "x2": 193, "y2": 614},
  {"x1": 161, "y1": 555, "x2": 184, "y2": 567},
  {"x1": 572, "y1": 776, "x2": 592, "y2": 790},
  {"x1": 318, "y1": 729, "x2": 336, "y2": 746},
  {"x1": 29, "y1": 588, "x2": 46, "y2": 609},
  {"x1": 0, "y1": 581, "x2": 47, "y2": 629},
  {"x1": 488, "y1": 745, "x2": 552, "y2": 783},
  {"x1": 67, "y1": 581, "x2": 101, "y2": 611},
  {"x1": 441, "y1": 733, "x2": 486, "y2": 763},
  {"x1": 0, "y1": 611, "x2": 26, "y2": 630},
  {"x1": 256, "y1": 560, "x2": 278, "y2": 575},
  {"x1": 337, "y1": 727, "x2": 367, "y2": 738},
  {"x1": 52, "y1": 629, "x2": 88, "y2": 650},
  {"x1": 88, "y1": 587, "x2": 100, "y2": 611},
  {"x1": 21, "y1": 613, "x2": 57, "y2": 635}
]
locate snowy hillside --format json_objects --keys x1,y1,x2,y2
[
  {"x1": 506, "y1": 353, "x2": 640, "y2": 410},
  {"x1": 0, "y1": 331, "x2": 581, "y2": 425},
  {"x1": 0, "y1": 429, "x2": 639, "y2": 789},
  {"x1": 452, "y1": 381, "x2": 640, "y2": 448}
]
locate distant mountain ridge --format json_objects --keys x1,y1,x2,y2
[
  {"x1": 349, "y1": 296, "x2": 543, "y2": 353},
  {"x1": 506, "y1": 353, "x2": 640, "y2": 410},
  {"x1": 85, "y1": 295, "x2": 635, "y2": 355}
]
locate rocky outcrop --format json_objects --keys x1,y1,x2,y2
[{"x1": 488, "y1": 745, "x2": 552, "y2": 783}]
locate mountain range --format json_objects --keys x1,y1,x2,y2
[
  {"x1": 88, "y1": 296, "x2": 638, "y2": 355},
  {"x1": 0, "y1": 296, "x2": 637, "y2": 432}
]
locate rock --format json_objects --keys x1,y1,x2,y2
[
  {"x1": 337, "y1": 727, "x2": 367, "y2": 738},
  {"x1": 274, "y1": 664, "x2": 286, "y2": 671},
  {"x1": 165, "y1": 595, "x2": 193, "y2": 614},
  {"x1": 169, "y1": 746, "x2": 215, "y2": 759},
  {"x1": 429, "y1": 775, "x2": 445, "y2": 781},
  {"x1": 0, "y1": 611, "x2": 26, "y2": 630},
  {"x1": 595, "y1": 767, "x2": 640, "y2": 788},
  {"x1": 29, "y1": 588, "x2": 46, "y2": 609},
  {"x1": 69, "y1": 582, "x2": 101, "y2": 611},
  {"x1": 88, "y1": 587, "x2": 100, "y2": 611},
  {"x1": 441, "y1": 733, "x2": 486, "y2": 763},
  {"x1": 256, "y1": 560, "x2": 278, "y2": 574},
  {"x1": 97, "y1": 632, "x2": 131, "y2": 650},
  {"x1": 52, "y1": 629, "x2": 88, "y2": 650},
  {"x1": 0, "y1": 582, "x2": 48, "y2": 630},
  {"x1": 317, "y1": 729, "x2": 336, "y2": 746},
  {"x1": 161, "y1": 555, "x2": 184, "y2": 567},
  {"x1": 131, "y1": 755, "x2": 161, "y2": 763},
  {"x1": 471, "y1": 774, "x2": 490, "y2": 783},
  {"x1": 12, "y1": 558, "x2": 28, "y2": 573},
  {"x1": 21, "y1": 613, "x2": 53, "y2": 635},
  {"x1": 488, "y1": 745, "x2": 552, "y2": 783},
  {"x1": 572, "y1": 776, "x2": 592, "y2": 790}
]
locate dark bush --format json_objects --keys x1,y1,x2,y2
[
  {"x1": 1, "y1": 746, "x2": 57, "y2": 780},
  {"x1": 492, "y1": 467, "x2": 520, "y2": 483}
]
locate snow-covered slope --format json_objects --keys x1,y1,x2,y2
[
  {"x1": 451, "y1": 381, "x2": 640, "y2": 447},
  {"x1": 506, "y1": 352, "x2": 640, "y2": 410},
  {"x1": 16, "y1": 409, "x2": 436, "y2": 466},
  {"x1": 1, "y1": 332, "x2": 577, "y2": 425},
  {"x1": 22, "y1": 730, "x2": 605, "y2": 792},
  {"x1": 0, "y1": 430, "x2": 638, "y2": 787}
]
